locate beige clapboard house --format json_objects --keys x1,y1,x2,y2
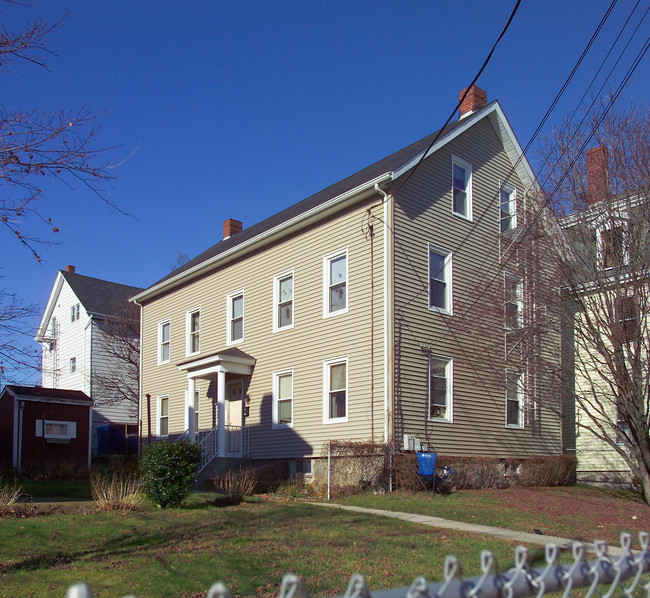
[{"x1": 133, "y1": 86, "x2": 563, "y2": 476}]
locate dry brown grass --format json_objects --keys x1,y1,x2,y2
[
  {"x1": 0, "y1": 481, "x2": 22, "y2": 508},
  {"x1": 211, "y1": 468, "x2": 257, "y2": 498},
  {"x1": 91, "y1": 473, "x2": 145, "y2": 511}
]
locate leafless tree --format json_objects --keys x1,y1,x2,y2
[
  {"x1": 92, "y1": 302, "x2": 140, "y2": 418},
  {"x1": 0, "y1": 287, "x2": 39, "y2": 383},
  {"x1": 1, "y1": 7, "x2": 116, "y2": 261},
  {"x1": 169, "y1": 251, "x2": 190, "y2": 272},
  {"x1": 537, "y1": 97, "x2": 650, "y2": 502}
]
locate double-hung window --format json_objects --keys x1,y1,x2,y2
[
  {"x1": 429, "y1": 244, "x2": 452, "y2": 314},
  {"x1": 274, "y1": 271, "x2": 294, "y2": 331},
  {"x1": 324, "y1": 357, "x2": 348, "y2": 423},
  {"x1": 69, "y1": 357, "x2": 77, "y2": 374},
  {"x1": 158, "y1": 395, "x2": 169, "y2": 437},
  {"x1": 429, "y1": 354, "x2": 452, "y2": 422},
  {"x1": 158, "y1": 320, "x2": 170, "y2": 364},
  {"x1": 186, "y1": 308, "x2": 200, "y2": 355},
  {"x1": 452, "y1": 156, "x2": 472, "y2": 220},
  {"x1": 71, "y1": 303, "x2": 80, "y2": 322},
  {"x1": 504, "y1": 274, "x2": 523, "y2": 330},
  {"x1": 273, "y1": 370, "x2": 294, "y2": 429},
  {"x1": 500, "y1": 183, "x2": 516, "y2": 233},
  {"x1": 506, "y1": 371, "x2": 524, "y2": 428},
  {"x1": 324, "y1": 249, "x2": 348, "y2": 316},
  {"x1": 615, "y1": 295, "x2": 638, "y2": 343},
  {"x1": 227, "y1": 291, "x2": 244, "y2": 344},
  {"x1": 598, "y1": 225, "x2": 626, "y2": 269}
]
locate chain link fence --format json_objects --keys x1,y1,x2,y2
[
  {"x1": 67, "y1": 532, "x2": 650, "y2": 598},
  {"x1": 319, "y1": 441, "x2": 392, "y2": 499},
  {"x1": 575, "y1": 448, "x2": 635, "y2": 488}
]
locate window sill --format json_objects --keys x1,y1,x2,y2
[
  {"x1": 428, "y1": 306, "x2": 453, "y2": 316},
  {"x1": 428, "y1": 417, "x2": 453, "y2": 424},
  {"x1": 324, "y1": 417, "x2": 349, "y2": 425},
  {"x1": 452, "y1": 211, "x2": 473, "y2": 223}
]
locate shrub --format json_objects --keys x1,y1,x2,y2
[
  {"x1": 91, "y1": 473, "x2": 145, "y2": 511},
  {"x1": 139, "y1": 440, "x2": 201, "y2": 508},
  {"x1": 517, "y1": 455, "x2": 576, "y2": 487},
  {"x1": 211, "y1": 468, "x2": 257, "y2": 500}
]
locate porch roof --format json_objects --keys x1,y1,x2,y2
[{"x1": 177, "y1": 347, "x2": 256, "y2": 378}]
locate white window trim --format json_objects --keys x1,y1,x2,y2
[
  {"x1": 36, "y1": 419, "x2": 77, "y2": 440},
  {"x1": 451, "y1": 155, "x2": 473, "y2": 221},
  {"x1": 71, "y1": 303, "x2": 80, "y2": 323},
  {"x1": 272, "y1": 369, "x2": 294, "y2": 429},
  {"x1": 185, "y1": 306, "x2": 201, "y2": 357},
  {"x1": 505, "y1": 370, "x2": 524, "y2": 429},
  {"x1": 273, "y1": 270, "x2": 295, "y2": 332},
  {"x1": 69, "y1": 357, "x2": 77, "y2": 374},
  {"x1": 428, "y1": 353, "x2": 453, "y2": 423},
  {"x1": 499, "y1": 181, "x2": 517, "y2": 232},
  {"x1": 226, "y1": 289, "x2": 245, "y2": 345},
  {"x1": 596, "y1": 223, "x2": 629, "y2": 269},
  {"x1": 504, "y1": 273, "x2": 523, "y2": 330},
  {"x1": 428, "y1": 243, "x2": 453, "y2": 315},
  {"x1": 323, "y1": 356, "x2": 349, "y2": 424},
  {"x1": 323, "y1": 248, "x2": 349, "y2": 318},
  {"x1": 157, "y1": 319, "x2": 171, "y2": 365},
  {"x1": 157, "y1": 394, "x2": 169, "y2": 437}
]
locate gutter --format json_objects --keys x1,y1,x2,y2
[{"x1": 132, "y1": 172, "x2": 392, "y2": 303}]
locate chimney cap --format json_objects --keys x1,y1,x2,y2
[
  {"x1": 458, "y1": 85, "x2": 488, "y2": 118},
  {"x1": 65, "y1": 265, "x2": 76, "y2": 274}
]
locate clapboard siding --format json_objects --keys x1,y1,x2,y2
[
  {"x1": 392, "y1": 117, "x2": 562, "y2": 457},
  {"x1": 140, "y1": 198, "x2": 385, "y2": 459}
]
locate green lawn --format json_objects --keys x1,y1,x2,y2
[
  {"x1": 331, "y1": 485, "x2": 650, "y2": 546},
  {"x1": 0, "y1": 495, "x2": 540, "y2": 597}
]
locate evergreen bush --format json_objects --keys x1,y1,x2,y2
[{"x1": 139, "y1": 440, "x2": 201, "y2": 508}]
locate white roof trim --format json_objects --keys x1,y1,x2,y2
[
  {"x1": 392, "y1": 102, "x2": 536, "y2": 191},
  {"x1": 133, "y1": 172, "x2": 392, "y2": 303},
  {"x1": 35, "y1": 272, "x2": 65, "y2": 342}
]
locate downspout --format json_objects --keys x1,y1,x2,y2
[
  {"x1": 16, "y1": 400, "x2": 24, "y2": 474},
  {"x1": 84, "y1": 316, "x2": 94, "y2": 458},
  {"x1": 132, "y1": 298, "x2": 144, "y2": 458},
  {"x1": 374, "y1": 183, "x2": 391, "y2": 445}
]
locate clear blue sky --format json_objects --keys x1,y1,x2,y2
[{"x1": 2, "y1": 0, "x2": 649, "y2": 382}]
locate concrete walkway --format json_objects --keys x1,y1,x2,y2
[{"x1": 311, "y1": 502, "x2": 625, "y2": 557}]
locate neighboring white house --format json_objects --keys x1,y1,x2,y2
[{"x1": 35, "y1": 265, "x2": 143, "y2": 455}]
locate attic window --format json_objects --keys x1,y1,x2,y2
[{"x1": 71, "y1": 303, "x2": 80, "y2": 322}]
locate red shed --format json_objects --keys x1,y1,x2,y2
[{"x1": 0, "y1": 385, "x2": 93, "y2": 474}]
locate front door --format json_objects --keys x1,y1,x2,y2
[{"x1": 226, "y1": 379, "x2": 243, "y2": 427}]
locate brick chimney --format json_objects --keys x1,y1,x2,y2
[
  {"x1": 223, "y1": 218, "x2": 243, "y2": 240},
  {"x1": 587, "y1": 146, "x2": 609, "y2": 204},
  {"x1": 458, "y1": 85, "x2": 488, "y2": 118},
  {"x1": 65, "y1": 265, "x2": 76, "y2": 274}
]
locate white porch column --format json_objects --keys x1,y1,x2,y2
[
  {"x1": 217, "y1": 367, "x2": 227, "y2": 457},
  {"x1": 187, "y1": 376, "x2": 196, "y2": 442}
]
